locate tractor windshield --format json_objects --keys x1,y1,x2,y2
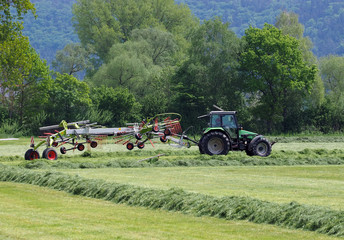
[{"x1": 211, "y1": 113, "x2": 238, "y2": 139}]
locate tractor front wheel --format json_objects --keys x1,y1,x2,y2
[
  {"x1": 201, "y1": 131, "x2": 230, "y2": 155},
  {"x1": 251, "y1": 139, "x2": 271, "y2": 157}
]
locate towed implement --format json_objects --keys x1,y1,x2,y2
[{"x1": 24, "y1": 113, "x2": 196, "y2": 160}]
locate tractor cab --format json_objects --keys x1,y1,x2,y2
[{"x1": 209, "y1": 111, "x2": 238, "y2": 140}]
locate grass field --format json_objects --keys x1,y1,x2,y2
[
  {"x1": 59, "y1": 165, "x2": 344, "y2": 210},
  {"x1": 2, "y1": 182, "x2": 340, "y2": 240},
  {"x1": 1, "y1": 136, "x2": 344, "y2": 239}
]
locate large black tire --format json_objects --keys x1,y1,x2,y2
[
  {"x1": 245, "y1": 148, "x2": 254, "y2": 156},
  {"x1": 24, "y1": 149, "x2": 40, "y2": 160},
  {"x1": 251, "y1": 139, "x2": 271, "y2": 157},
  {"x1": 201, "y1": 131, "x2": 230, "y2": 155}
]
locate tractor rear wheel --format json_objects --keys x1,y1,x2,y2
[
  {"x1": 251, "y1": 139, "x2": 271, "y2": 157},
  {"x1": 201, "y1": 131, "x2": 230, "y2": 155}
]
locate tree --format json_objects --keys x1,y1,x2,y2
[
  {"x1": 90, "y1": 28, "x2": 178, "y2": 116},
  {"x1": 171, "y1": 17, "x2": 242, "y2": 128},
  {"x1": 130, "y1": 28, "x2": 177, "y2": 66},
  {"x1": 275, "y1": 11, "x2": 324, "y2": 131},
  {"x1": 313, "y1": 55, "x2": 344, "y2": 132},
  {"x1": 240, "y1": 24, "x2": 317, "y2": 133},
  {"x1": 0, "y1": 0, "x2": 36, "y2": 41},
  {"x1": 90, "y1": 86, "x2": 141, "y2": 126},
  {"x1": 47, "y1": 73, "x2": 91, "y2": 122},
  {"x1": 72, "y1": 0, "x2": 197, "y2": 63},
  {"x1": 52, "y1": 43, "x2": 94, "y2": 78}
]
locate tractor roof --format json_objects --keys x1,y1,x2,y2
[{"x1": 210, "y1": 111, "x2": 237, "y2": 115}]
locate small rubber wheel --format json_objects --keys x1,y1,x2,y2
[
  {"x1": 160, "y1": 136, "x2": 167, "y2": 143},
  {"x1": 153, "y1": 126, "x2": 159, "y2": 132},
  {"x1": 126, "y1": 142, "x2": 134, "y2": 150},
  {"x1": 135, "y1": 133, "x2": 142, "y2": 140},
  {"x1": 90, "y1": 141, "x2": 97, "y2": 148},
  {"x1": 137, "y1": 142, "x2": 144, "y2": 149},
  {"x1": 77, "y1": 143, "x2": 85, "y2": 151},
  {"x1": 45, "y1": 148, "x2": 58, "y2": 160},
  {"x1": 60, "y1": 146, "x2": 67, "y2": 154},
  {"x1": 164, "y1": 128, "x2": 171, "y2": 136},
  {"x1": 24, "y1": 149, "x2": 40, "y2": 160}
]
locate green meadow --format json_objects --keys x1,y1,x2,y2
[{"x1": 1, "y1": 136, "x2": 344, "y2": 239}]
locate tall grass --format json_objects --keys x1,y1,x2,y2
[{"x1": 1, "y1": 165, "x2": 344, "y2": 237}]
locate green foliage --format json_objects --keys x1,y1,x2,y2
[
  {"x1": 72, "y1": 0, "x2": 197, "y2": 62},
  {"x1": 310, "y1": 56, "x2": 344, "y2": 133},
  {"x1": 0, "y1": 120, "x2": 24, "y2": 137},
  {"x1": 171, "y1": 17, "x2": 243, "y2": 128},
  {"x1": 52, "y1": 43, "x2": 94, "y2": 78},
  {"x1": 90, "y1": 27, "x2": 179, "y2": 117},
  {"x1": 240, "y1": 24, "x2": 317, "y2": 133},
  {"x1": 1, "y1": 166, "x2": 344, "y2": 237},
  {"x1": 0, "y1": 0, "x2": 36, "y2": 41},
  {"x1": 176, "y1": 0, "x2": 344, "y2": 57},
  {"x1": 90, "y1": 86, "x2": 141, "y2": 126},
  {"x1": 46, "y1": 73, "x2": 91, "y2": 122}
]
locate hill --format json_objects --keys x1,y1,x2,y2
[{"x1": 23, "y1": 0, "x2": 344, "y2": 62}]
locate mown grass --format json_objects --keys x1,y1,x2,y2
[
  {"x1": 0, "y1": 182, "x2": 338, "y2": 240},
  {"x1": 58, "y1": 165, "x2": 344, "y2": 210},
  {"x1": 5, "y1": 147, "x2": 344, "y2": 170},
  {"x1": 1, "y1": 136, "x2": 344, "y2": 238},
  {"x1": 1, "y1": 166, "x2": 344, "y2": 237}
]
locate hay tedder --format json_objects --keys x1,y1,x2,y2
[
  {"x1": 24, "y1": 113, "x2": 197, "y2": 160},
  {"x1": 25, "y1": 108, "x2": 274, "y2": 160}
]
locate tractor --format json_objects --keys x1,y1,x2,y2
[{"x1": 198, "y1": 110, "x2": 273, "y2": 157}]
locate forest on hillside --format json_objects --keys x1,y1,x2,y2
[
  {"x1": 1, "y1": 0, "x2": 344, "y2": 137},
  {"x1": 23, "y1": 0, "x2": 344, "y2": 62},
  {"x1": 176, "y1": 0, "x2": 344, "y2": 56}
]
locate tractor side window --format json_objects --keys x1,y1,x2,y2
[
  {"x1": 211, "y1": 115, "x2": 221, "y2": 127},
  {"x1": 222, "y1": 115, "x2": 236, "y2": 129},
  {"x1": 222, "y1": 115, "x2": 237, "y2": 139}
]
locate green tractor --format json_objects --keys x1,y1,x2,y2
[{"x1": 198, "y1": 110, "x2": 273, "y2": 157}]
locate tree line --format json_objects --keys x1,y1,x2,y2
[{"x1": 1, "y1": 0, "x2": 344, "y2": 136}]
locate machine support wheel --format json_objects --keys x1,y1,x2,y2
[
  {"x1": 60, "y1": 147, "x2": 67, "y2": 154},
  {"x1": 77, "y1": 143, "x2": 85, "y2": 151},
  {"x1": 160, "y1": 136, "x2": 167, "y2": 143},
  {"x1": 44, "y1": 148, "x2": 58, "y2": 160},
  {"x1": 126, "y1": 142, "x2": 134, "y2": 150},
  {"x1": 201, "y1": 131, "x2": 230, "y2": 155},
  {"x1": 251, "y1": 139, "x2": 271, "y2": 157},
  {"x1": 137, "y1": 142, "x2": 145, "y2": 149},
  {"x1": 90, "y1": 141, "x2": 98, "y2": 148},
  {"x1": 24, "y1": 149, "x2": 40, "y2": 160}
]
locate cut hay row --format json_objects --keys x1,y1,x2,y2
[
  {"x1": 0, "y1": 165, "x2": 344, "y2": 237},
  {"x1": 18, "y1": 148, "x2": 344, "y2": 169}
]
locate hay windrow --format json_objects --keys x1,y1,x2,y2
[{"x1": 1, "y1": 165, "x2": 344, "y2": 237}]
